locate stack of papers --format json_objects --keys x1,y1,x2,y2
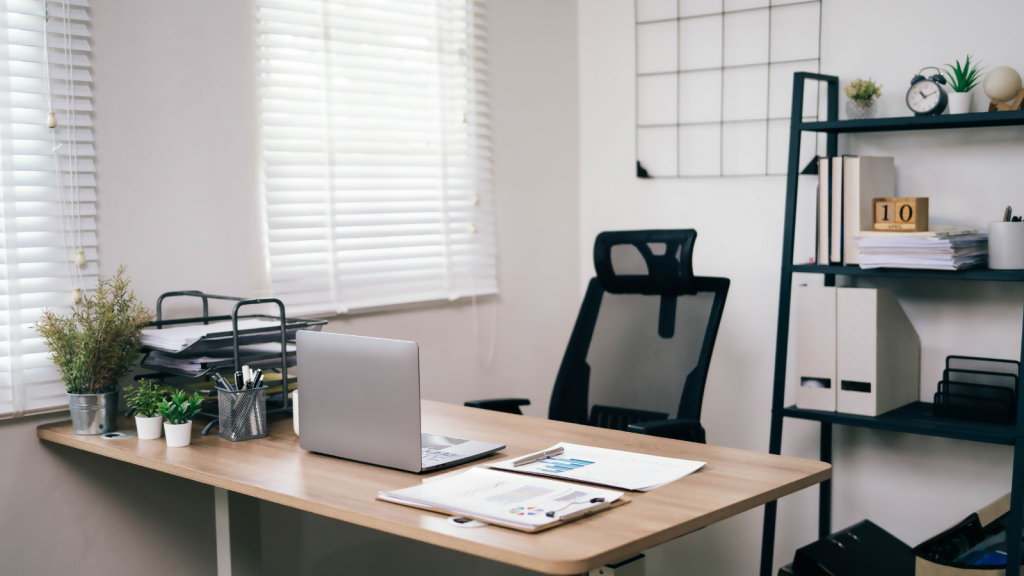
[
  {"x1": 378, "y1": 467, "x2": 623, "y2": 531},
  {"x1": 487, "y1": 443, "x2": 706, "y2": 492},
  {"x1": 857, "y1": 234, "x2": 988, "y2": 271},
  {"x1": 144, "y1": 343, "x2": 296, "y2": 372},
  {"x1": 141, "y1": 320, "x2": 284, "y2": 352}
]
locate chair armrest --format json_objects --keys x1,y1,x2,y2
[
  {"x1": 627, "y1": 418, "x2": 706, "y2": 444},
  {"x1": 464, "y1": 398, "x2": 531, "y2": 415}
]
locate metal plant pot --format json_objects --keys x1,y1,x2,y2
[{"x1": 67, "y1": 389, "x2": 119, "y2": 435}]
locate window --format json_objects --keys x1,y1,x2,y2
[
  {"x1": 0, "y1": 0, "x2": 97, "y2": 417},
  {"x1": 256, "y1": 0, "x2": 496, "y2": 316}
]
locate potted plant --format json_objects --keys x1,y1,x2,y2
[
  {"x1": 945, "y1": 55, "x2": 986, "y2": 114},
  {"x1": 126, "y1": 379, "x2": 165, "y2": 440},
  {"x1": 158, "y1": 390, "x2": 204, "y2": 447},
  {"x1": 843, "y1": 78, "x2": 883, "y2": 120},
  {"x1": 35, "y1": 267, "x2": 153, "y2": 435}
]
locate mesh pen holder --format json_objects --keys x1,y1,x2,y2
[{"x1": 218, "y1": 386, "x2": 268, "y2": 442}]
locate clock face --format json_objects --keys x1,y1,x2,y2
[{"x1": 907, "y1": 80, "x2": 942, "y2": 113}]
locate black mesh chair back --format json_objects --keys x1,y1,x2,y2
[{"x1": 548, "y1": 230, "x2": 729, "y2": 442}]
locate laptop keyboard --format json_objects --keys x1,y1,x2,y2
[{"x1": 422, "y1": 448, "x2": 461, "y2": 466}]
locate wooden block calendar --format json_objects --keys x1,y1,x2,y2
[{"x1": 872, "y1": 197, "x2": 928, "y2": 232}]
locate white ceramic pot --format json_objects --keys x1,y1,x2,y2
[
  {"x1": 135, "y1": 414, "x2": 164, "y2": 440},
  {"x1": 948, "y1": 92, "x2": 972, "y2": 114},
  {"x1": 292, "y1": 391, "x2": 299, "y2": 437},
  {"x1": 164, "y1": 421, "x2": 193, "y2": 447}
]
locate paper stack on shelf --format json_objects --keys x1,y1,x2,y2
[
  {"x1": 145, "y1": 343, "x2": 296, "y2": 372},
  {"x1": 378, "y1": 467, "x2": 624, "y2": 531},
  {"x1": 487, "y1": 442, "x2": 705, "y2": 492},
  {"x1": 141, "y1": 319, "x2": 283, "y2": 352},
  {"x1": 857, "y1": 234, "x2": 988, "y2": 270}
]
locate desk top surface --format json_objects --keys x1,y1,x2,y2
[{"x1": 38, "y1": 400, "x2": 829, "y2": 575}]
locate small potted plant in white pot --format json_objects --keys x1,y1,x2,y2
[
  {"x1": 126, "y1": 379, "x2": 164, "y2": 440},
  {"x1": 35, "y1": 267, "x2": 153, "y2": 435},
  {"x1": 945, "y1": 55, "x2": 986, "y2": 114},
  {"x1": 158, "y1": 390, "x2": 204, "y2": 447},
  {"x1": 843, "y1": 78, "x2": 882, "y2": 120}
]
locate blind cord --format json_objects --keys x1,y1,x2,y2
[
  {"x1": 62, "y1": 0, "x2": 84, "y2": 286},
  {"x1": 43, "y1": 3, "x2": 80, "y2": 304}
]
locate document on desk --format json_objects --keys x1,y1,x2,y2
[
  {"x1": 378, "y1": 467, "x2": 624, "y2": 532},
  {"x1": 487, "y1": 442, "x2": 706, "y2": 492},
  {"x1": 145, "y1": 343, "x2": 296, "y2": 371},
  {"x1": 141, "y1": 320, "x2": 283, "y2": 352}
]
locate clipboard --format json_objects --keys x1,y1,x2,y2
[{"x1": 375, "y1": 494, "x2": 630, "y2": 533}]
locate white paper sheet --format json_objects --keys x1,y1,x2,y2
[
  {"x1": 487, "y1": 442, "x2": 706, "y2": 491},
  {"x1": 141, "y1": 320, "x2": 283, "y2": 352},
  {"x1": 379, "y1": 467, "x2": 623, "y2": 529}
]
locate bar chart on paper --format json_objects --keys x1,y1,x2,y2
[
  {"x1": 488, "y1": 443, "x2": 706, "y2": 491},
  {"x1": 539, "y1": 457, "x2": 595, "y2": 474}
]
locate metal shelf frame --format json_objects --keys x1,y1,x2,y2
[{"x1": 759, "y1": 72, "x2": 1024, "y2": 576}]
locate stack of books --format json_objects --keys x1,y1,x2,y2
[{"x1": 857, "y1": 233, "x2": 988, "y2": 271}]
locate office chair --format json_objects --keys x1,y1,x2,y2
[{"x1": 466, "y1": 229, "x2": 729, "y2": 443}]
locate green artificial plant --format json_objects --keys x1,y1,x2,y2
[
  {"x1": 843, "y1": 78, "x2": 883, "y2": 102},
  {"x1": 944, "y1": 55, "x2": 986, "y2": 93},
  {"x1": 125, "y1": 379, "x2": 164, "y2": 418},
  {"x1": 34, "y1": 266, "x2": 154, "y2": 395},
  {"x1": 157, "y1": 390, "x2": 204, "y2": 425}
]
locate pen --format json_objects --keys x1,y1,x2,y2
[
  {"x1": 234, "y1": 371, "x2": 243, "y2": 392},
  {"x1": 554, "y1": 500, "x2": 610, "y2": 522},
  {"x1": 513, "y1": 447, "x2": 565, "y2": 467},
  {"x1": 1005, "y1": 206, "x2": 1013, "y2": 222}
]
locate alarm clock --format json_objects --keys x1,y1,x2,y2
[{"x1": 906, "y1": 67, "x2": 948, "y2": 115}]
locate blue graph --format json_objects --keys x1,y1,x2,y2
[{"x1": 538, "y1": 457, "x2": 595, "y2": 474}]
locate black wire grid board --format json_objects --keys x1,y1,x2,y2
[{"x1": 634, "y1": 0, "x2": 823, "y2": 178}]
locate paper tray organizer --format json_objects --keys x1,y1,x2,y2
[
  {"x1": 932, "y1": 356, "x2": 1019, "y2": 425},
  {"x1": 134, "y1": 290, "x2": 327, "y2": 435}
]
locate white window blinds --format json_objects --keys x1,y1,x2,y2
[
  {"x1": 0, "y1": 0, "x2": 96, "y2": 417},
  {"x1": 256, "y1": 0, "x2": 496, "y2": 316}
]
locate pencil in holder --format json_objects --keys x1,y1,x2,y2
[{"x1": 218, "y1": 386, "x2": 268, "y2": 442}]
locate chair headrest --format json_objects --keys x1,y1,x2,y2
[{"x1": 593, "y1": 230, "x2": 697, "y2": 295}]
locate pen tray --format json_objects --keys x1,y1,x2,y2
[{"x1": 218, "y1": 386, "x2": 268, "y2": 442}]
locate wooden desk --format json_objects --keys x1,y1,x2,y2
[{"x1": 38, "y1": 400, "x2": 829, "y2": 575}]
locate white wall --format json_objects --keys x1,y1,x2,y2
[
  {"x1": 0, "y1": 1, "x2": 579, "y2": 574},
  {"x1": 580, "y1": 0, "x2": 1024, "y2": 574}
]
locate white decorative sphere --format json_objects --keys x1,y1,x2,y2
[{"x1": 984, "y1": 66, "x2": 1023, "y2": 101}]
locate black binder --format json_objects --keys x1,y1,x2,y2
[{"x1": 791, "y1": 520, "x2": 914, "y2": 576}]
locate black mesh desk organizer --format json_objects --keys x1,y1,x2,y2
[
  {"x1": 934, "y1": 356, "x2": 1020, "y2": 425},
  {"x1": 135, "y1": 291, "x2": 326, "y2": 435},
  {"x1": 466, "y1": 229, "x2": 729, "y2": 443}
]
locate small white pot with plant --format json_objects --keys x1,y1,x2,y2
[
  {"x1": 158, "y1": 390, "x2": 205, "y2": 448},
  {"x1": 126, "y1": 379, "x2": 164, "y2": 440},
  {"x1": 844, "y1": 78, "x2": 882, "y2": 120},
  {"x1": 945, "y1": 54, "x2": 985, "y2": 114}
]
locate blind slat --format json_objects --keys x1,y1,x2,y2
[
  {"x1": 0, "y1": 0, "x2": 96, "y2": 417},
  {"x1": 259, "y1": 0, "x2": 494, "y2": 316}
]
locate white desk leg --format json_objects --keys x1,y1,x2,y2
[
  {"x1": 589, "y1": 554, "x2": 645, "y2": 576},
  {"x1": 214, "y1": 487, "x2": 264, "y2": 576}
]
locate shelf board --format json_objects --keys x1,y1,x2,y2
[
  {"x1": 790, "y1": 264, "x2": 1024, "y2": 282},
  {"x1": 798, "y1": 110, "x2": 1024, "y2": 134},
  {"x1": 782, "y1": 402, "x2": 1017, "y2": 445}
]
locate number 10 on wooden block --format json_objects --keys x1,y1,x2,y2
[{"x1": 872, "y1": 197, "x2": 929, "y2": 232}]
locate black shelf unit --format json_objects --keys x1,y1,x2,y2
[{"x1": 760, "y1": 72, "x2": 1024, "y2": 576}]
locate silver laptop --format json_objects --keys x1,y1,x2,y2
[{"x1": 297, "y1": 331, "x2": 505, "y2": 473}]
